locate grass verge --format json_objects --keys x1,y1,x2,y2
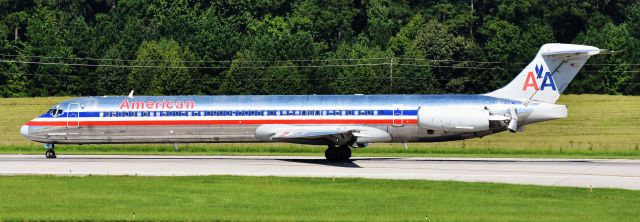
[{"x1": 0, "y1": 175, "x2": 638, "y2": 221}]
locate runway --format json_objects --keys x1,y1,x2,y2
[{"x1": 1, "y1": 155, "x2": 639, "y2": 190}]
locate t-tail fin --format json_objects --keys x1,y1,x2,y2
[{"x1": 485, "y1": 43, "x2": 601, "y2": 104}]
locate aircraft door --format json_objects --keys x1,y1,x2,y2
[
  {"x1": 66, "y1": 103, "x2": 80, "y2": 135},
  {"x1": 392, "y1": 104, "x2": 403, "y2": 127}
]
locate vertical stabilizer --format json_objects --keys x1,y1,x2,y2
[{"x1": 485, "y1": 44, "x2": 601, "y2": 104}]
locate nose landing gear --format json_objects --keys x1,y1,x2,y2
[
  {"x1": 325, "y1": 145, "x2": 352, "y2": 161},
  {"x1": 44, "y1": 144, "x2": 56, "y2": 159}
]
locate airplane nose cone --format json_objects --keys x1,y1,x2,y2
[{"x1": 20, "y1": 125, "x2": 28, "y2": 138}]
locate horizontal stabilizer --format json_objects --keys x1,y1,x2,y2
[{"x1": 541, "y1": 44, "x2": 601, "y2": 60}]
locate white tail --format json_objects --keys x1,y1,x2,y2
[{"x1": 485, "y1": 43, "x2": 601, "y2": 104}]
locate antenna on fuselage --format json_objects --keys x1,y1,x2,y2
[{"x1": 128, "y1": 90, "x2": 134, "y2": 98}]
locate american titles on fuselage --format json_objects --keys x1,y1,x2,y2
[{"x1": 119, "y1": 98, "x2": 195, "y2": 110}]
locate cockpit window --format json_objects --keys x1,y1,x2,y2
[{"x1": 48, "y1": 109, "x2": 64, "y2": 117}]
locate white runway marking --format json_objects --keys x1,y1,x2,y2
[{"x1": 1, "y1": 155, "x2": 639, "y2": 190}]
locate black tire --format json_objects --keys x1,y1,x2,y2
[
  {"x1": 336, "y1": 147, "x2": 352, "y2": 161},
  {"x1": 325, "y1": 146, "x2": 351, "y2": 161},
  {"x1": 325, "y1": 147, "x2": 339, "y2": 161},
  {"x1": 45, "y1": 150, "x2": 56, "y2": 159}
]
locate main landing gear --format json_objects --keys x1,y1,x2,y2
[
  {"x1": 325, "y1": 145, "x2": 352, "y2": 161},
  {"x1": 44, "y1": 143, "x2": 56, "y2": 159}
]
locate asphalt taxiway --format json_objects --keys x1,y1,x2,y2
[{"x1": 1, "y1": 155, "x2": 638, "y2": 190}]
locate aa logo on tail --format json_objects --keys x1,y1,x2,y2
[{"x1": 522, "y1": 64, "x2": 556, "y2": 91}]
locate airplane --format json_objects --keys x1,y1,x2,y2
[{"x1": 20, "y1": 43, "x2": 602, "y2": 160}]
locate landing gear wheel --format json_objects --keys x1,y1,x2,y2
[
  {"x1": 325, "y1": 146, "x2": 352, "y2": 161},
  {"x1": 325, "y1": 147, "x2": 339, "y2": 161},
  {"x1": 45, "y1": 149, "x2": 56, "y2": 159},
  {"x1": 336, "y1": 147, "x2": 351, "y2": 161}
]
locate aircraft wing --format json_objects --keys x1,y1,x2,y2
[
  {"x1": 255, "y1": 124, "x2": 391, "y2": 146},
  {"x1": 271, "y1": 129, "x2": 355, "y2": 139}
]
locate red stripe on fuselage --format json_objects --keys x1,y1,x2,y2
[{"x1": 26, "y1": 119, "x2": 418, "y2": 126}]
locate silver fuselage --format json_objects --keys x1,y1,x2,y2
[{"x1": 21, "y1": 94, "x2": 562, "y2": 145}]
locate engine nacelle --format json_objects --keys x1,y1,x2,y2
[{"x1": 417, "y1": 107, "x2": 490, "y2": 132}]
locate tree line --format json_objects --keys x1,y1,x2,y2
[{"x1": 1, "y1": 0, "x2": 639, "y2": 97}]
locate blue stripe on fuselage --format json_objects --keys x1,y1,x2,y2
[{"x1": 37, "y1": 109, "x2": 420, "y2": 118}]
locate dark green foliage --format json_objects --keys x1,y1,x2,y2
[
  {"x1": 0, "y1": 0, "x2": 638, "y2": 97},
  {"x1": 129, "y1": 39, "x2": 200, "y2": 95}
]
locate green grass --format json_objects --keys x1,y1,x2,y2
[
  {"x1": 1, "y1": 95, "x2": 639, "y2": 158},
  {"x1": 0, "y1": 175, "x2": 638, "y2": 221}
]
